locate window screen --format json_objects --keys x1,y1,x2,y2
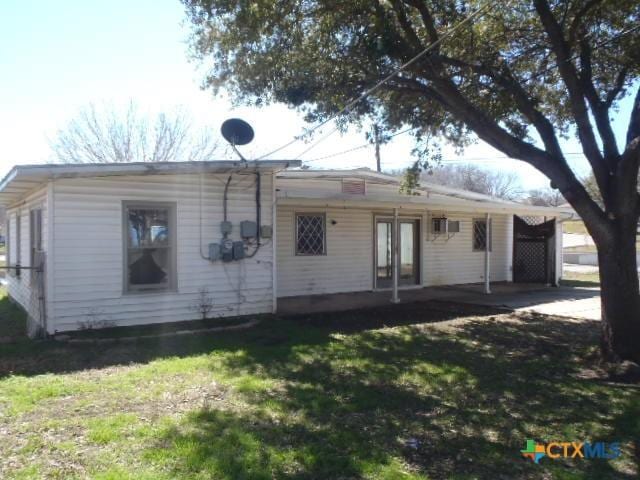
[
  {"x1": 124, "y1": 203, "x2": 176, "y2": 292},
  {"x1": 295, "y1": 213, "x2": 326, "y2": 255},
  {"x1": 473, "y1": 219, "x2": 492, "y2": 251}
]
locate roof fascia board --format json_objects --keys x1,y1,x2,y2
[{"x1": 276, "y1": 193, "x2": 574, "y2": 217}]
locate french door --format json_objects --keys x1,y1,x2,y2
[{"x1": 375, "y1": 218, "x2": 420, "y2": 288}]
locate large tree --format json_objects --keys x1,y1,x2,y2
[{"x1": 183, "y1": 0, "x2": 640, "y2": 362}]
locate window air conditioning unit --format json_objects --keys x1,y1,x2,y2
[
  {"x1": 431, "y1": 217, "x2": 461, "y2": 236},
  {"x1": 432, "y1": 217, "x2": 447, "y2": 234}
]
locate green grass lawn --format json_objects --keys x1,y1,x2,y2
[
  {"x1": 563, "y1": 221, "x2": 588, "y2": 235},
  {"x1": 0, "y1": 288, "x2": 26, "y2": 339},
  {"x1": 561, "y1": 270, "x2": 601, "y2": 288},
  {"x1": 0, "y1": 301, "x2": 637, "y2": 479}
]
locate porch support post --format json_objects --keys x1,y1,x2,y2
[
  {"x1": 391, "y1": 207, "x2": 400, "y2": 304},
  {"x1": 484, "y1": 212, "x2": 491, "y2": 294}
]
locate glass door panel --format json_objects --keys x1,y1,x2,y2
[
  {"x1": 399, "y1": 220, "x2": 420, "y2": 285},
  {"x1": 376, "y1": 221, "x2": 393, "y2": 288}
]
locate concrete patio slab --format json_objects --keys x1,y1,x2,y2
[{"x1": 278, "y1": 282, "x2": 602, "y2": 320}]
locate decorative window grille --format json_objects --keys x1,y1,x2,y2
[
  {"x1": 296, "y1": 213, "x2": 326, "y2": 255},
  {"x1": 342, "y1": 179, "x2": 365, "y2": 195},
  {"x1": 473, "y1": 219, "x2": 492, "y2": 251}
]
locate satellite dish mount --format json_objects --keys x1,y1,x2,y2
[{"x1": 221, "y1": 118, "x2": 255, "y2": 161}]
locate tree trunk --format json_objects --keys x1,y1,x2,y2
[{"x1": 597, "y1": 219, "x2": 640, "y2": 363}]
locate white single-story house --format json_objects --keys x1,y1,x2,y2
[{"x1": 0, "y1": 161, "x2": 572, "y2": 335}]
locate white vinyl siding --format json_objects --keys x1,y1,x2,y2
[
  {"x1": 277, "y1": 206, "x2": 515, "y2": 297},
  {"x1": 423, "y1": 213, "x2": 511, "y2": 286},
  {"x1": 47, "y1": 173, "x2": 275, "y2": 333},
  {"x1": 277, "y1": 206, "x2": 373, "y2": 297}
]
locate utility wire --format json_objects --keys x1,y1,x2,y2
[
  {"x1": 304, "y1": 126, "x2": 419, "y2": 163},
  {"x1": 257, "y1": 3, "x2": 492, "y2": 160}
]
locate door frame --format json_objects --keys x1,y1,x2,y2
[{"x1": 373, "y1": 214, "x2": 422, "y2": 290}]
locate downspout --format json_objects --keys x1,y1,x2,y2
[
  {"x1": 484, "y1": 212, "x2": 491, "y2": 294},
  {"x1": 391, "y1": 207, "x2": 400, "y2": 303}
]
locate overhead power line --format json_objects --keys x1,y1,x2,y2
[
  {"x1": 258, "y1": 3, "x2": 492, "y2": 160},
  {"x1": 304, "y1": 126, "x2": 418, "y2": 163}
]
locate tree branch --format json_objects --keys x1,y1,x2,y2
[
  {"x1": 533, "y1": 0, "x2": 611, "y2": 199},
  {"x1": 402, "y1": 0, "x2": 440, "y2": 43},
  {"x1": 605, "y1": 68, "x2": 628, "y2": 108},
  {"x1": 388, "y1": 0, "x2": 425, "y2": 51},
  {"x1": 578, "y1": 39, "x2": 620, "y2": 160},
  {"x1": 626, "y1": 85, "x2": 640, "y2": 147}
]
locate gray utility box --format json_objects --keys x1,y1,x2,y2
[
  {"x1": 240, "y1": 220, "x2": 258, "y2": 238},
  {"x1": 208, "y1": 243, "x2": 221, "y2": 261},
  {"x1": 232, "y1": 241, "x2": 245, "y2": 260},
  {"x1": 221, "y1": 239, "x2": 234, "y2": 262},
  {"x1": 220, "y1": 221, "x2": 232, "y2": 235}
]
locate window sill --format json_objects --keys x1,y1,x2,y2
[{"x1": 123, "y1": 287, "x2": 178, "y2": 296}]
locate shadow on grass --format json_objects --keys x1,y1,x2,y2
[
  {"x1": 560, "y1": 279, "x2": 601, "y2": 288},
  {"x1": 1, "y1": 301, "x2": 638, "y2": 478},
  {"x1": 0, "y1": 300, "x2": 499, "y2": 378},
  {"x1": 0, "y1": 293, "x2": 27, "y2": 339},
  {"x1": 153, "y1": 310, "x2": 637, "y2": 479}
]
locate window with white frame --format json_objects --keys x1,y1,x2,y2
[
  {"x1": 473, "y1": 218, "x2": 492, "y2": 251},
  {"x1": 124, "y1": 202, "x2": 176, "y2": 292},
  {"x1": 295, "y1": 213, "x2": 326, "y2": 255}
]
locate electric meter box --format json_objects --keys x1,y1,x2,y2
[
  {"x1": 232, "y1": 241, "x2": 245, "y2": 260},
  {"x1": 221, "y1": 239, "x2": 234, "y2": 262},
  {"x1": 220, "y1": 221, "x2": 233, "y2": 235},
  {"x1": 208, "y1": 243, "x2": 221, "y2": 261},
  {"x1": 240, "y1": 220, "x2": 258, "y2": 238}
]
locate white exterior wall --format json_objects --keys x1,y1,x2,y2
[
  {"x1": 277, "y1": 206, "x2": 374, "y2": 297},
  {"x1": 276, "y1": 202, "x2": 514, "y2": 297},
  {"x1": 6, "y1": 186, "x2": 48, "y2": 332},
  {"x1": 47, "y1": 173, "x2": 275, "y2": 333},
  {"x1": 422, "y1": 212, "x2": 512, "y2": 286}
]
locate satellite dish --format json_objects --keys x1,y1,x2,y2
[{"x1": 221, "y1": 118, "x2": 254, "y2": 146}]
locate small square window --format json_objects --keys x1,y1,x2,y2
[
  {"x1": 295, "y1": 213, "x2": 326, "y2": 255},
  {"x1": 473, "y1": 219, "x2": 492, "y2": 251}
]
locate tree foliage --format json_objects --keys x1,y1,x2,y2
[{"x1": 50, "y1": 102, "x2": 220, "y2": 163}]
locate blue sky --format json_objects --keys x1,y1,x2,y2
[{"x1": 0, "y1": 0, "x2": 635, "y2": 190}]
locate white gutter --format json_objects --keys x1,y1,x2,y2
[
  {"x1": 0, "y1": 160, "x2": 301, "y2": 193},
  {"x1": 276, "y1": 193, "x2": 575, "y2": 218}
]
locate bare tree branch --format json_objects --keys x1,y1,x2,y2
[{"x1": 50, "y1": 102, "x2": 221, "y2": 164}]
